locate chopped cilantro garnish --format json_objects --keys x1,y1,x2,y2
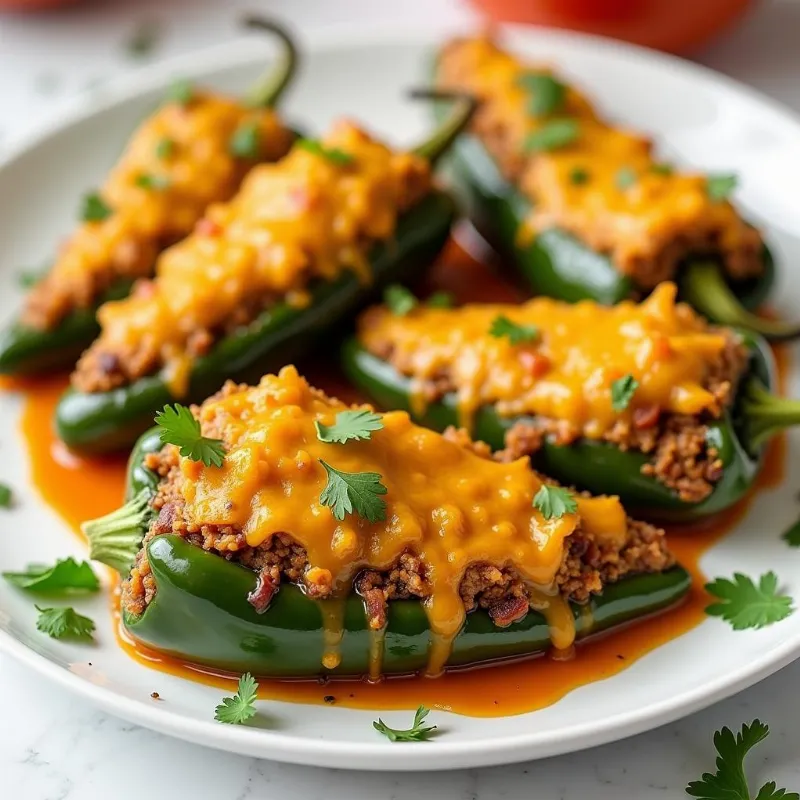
[
  {"x1": 315, "y1": 409, "x2": 384, "y2": 445},
  {"x1": 319, "y1": 460, "x2": 387, "y2": 523},
  {"x1": 489, "y1": 315, "x2": 539, "y2": 345},
  {"x1": 705, "y1": 572, "x2": 794, "y2": 630},
  {"x1": 524, "y1": 119, "x2": 580, "y2": 153},
  {"x1": 35, "y1": 606, "x2": 96, "y2": 641},
  {"x1": 384, "y1": 284, "x2": 418, "y2": 316},
  {"x1": 533, "y1": 484, "x2": 577, "y2": 520},
  {"x1": 154, "y1": 404, "x2": 226, "y2": 467},
  {"x1": 214, "y1": 673, "x2": 258, "y2": 725},
  {"x1": 611, "y1": 374, "x2": 638, "y2": 411},
  {"x1": 4, "y1": 557, "x2": 99, "y2": 593},
  {"x1": 373, "y1": 705, "x2": 436, "y2": 742}
]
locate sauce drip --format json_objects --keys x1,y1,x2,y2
[{"x1": 7, "y1": 239, "x2": 790, "y2": 717}]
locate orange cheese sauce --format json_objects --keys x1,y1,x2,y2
[
  {"x1": 6, "y1": 243, "x2": 790, "y2": 716},
  {"x1": 90, "y1": 124, "x2": 430, "y2": 395},
  {"x1": 360, "y1": 281, "x2": 727, "y2": 435},
  {"x1": 25, "y1": 93, "x2": 294, "y2": 328},
  {"x1": 184, "y1": 365, "x2": 627, "y2": 671},
  {"x1": 437, "y1": 38, "x2": 762, "y2": 284}
]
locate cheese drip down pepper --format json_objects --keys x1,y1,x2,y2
[
  {"x1": 83, "y1": 366, "x2": 690, "y2": 678},
  {"x1": 0, "y1": 18, "x2": 299, "y2": 377},
  {"x1": 432, "y1": 36, "x2": 800, "y2": 341},
  {"x1": 358, "y1": 282, "x2": 727, "y2": 438}
]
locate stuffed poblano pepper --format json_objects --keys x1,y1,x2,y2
[
  {"x1": 431, "y1": 37, "x2": 799, "y2": 341},
  {"x1": 0, "y1": 17, "x2": 299, "y2": 377},
  {"x1": 55, "y1": 90, "x2": 476, "y2": 454},
  {"x1": 82, "y1": 365, "x2": 689, "y2": 677},
  {"x1": 343, "y1": 282, "x2": 800, "y2": 522}
]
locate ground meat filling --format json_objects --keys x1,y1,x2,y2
[{"x1": 121, "y1": 418, "x2": 675, "y2": 629}]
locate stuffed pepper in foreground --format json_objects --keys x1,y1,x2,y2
[
  {"x1": 433, "y1": 36, "x2": 799, "y2": 341},
  {"x1": 0, "y1": 18, "x2": 299, "y2": 376},
  {"x1": 56, "y1": 92, "x2": 474, "y2": 453},
  {"x1": 344, "y1": 283, "x2": 800, "y2": 521},
  {"x1": 83, "y1": 366, "x2": 689, "y2": 677}
]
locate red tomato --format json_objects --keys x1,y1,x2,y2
[{"x1": 470, "y1": 0, "x2": 755, "y2": 54}]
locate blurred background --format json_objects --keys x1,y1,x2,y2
[{"x1": 1, "y1": 0, "x2": 799, "y2": 157}]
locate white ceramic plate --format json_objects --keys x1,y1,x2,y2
[{"x1": 2, "y1": 20, "x2": 800, "y2": 772}]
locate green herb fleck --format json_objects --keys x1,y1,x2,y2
[
  {"x1": 706, "y1": 173, "x2": 738, "y2": 202},
  {"x1": 166, "y1": 78, "x2": 194, "y2": 106},
  {"x1": 384, "y1": 284, "x2": 418, "y2": 316},
  {"x1": 611, "y1": 374, "x2": 638, "y2": 411},
  {"x1": 229, "y1": 121, "x2": 261, "y2": 159},
  {"x1": 615, "y1": 167, "x2": 637, "y2": 190},
  {"x1": 35, "y1": 606, "x2": 95, "y2": 641},
  {"x1": 650, "y1": 162, "x2": 673, "y2": 176},
  {"x1": 154, "y1": 404, "x2": 226, "y2": 467},
  {"x1": 705, "y1": 572, "x2": 794, "y2": 630},
  {"x1": 315, "y1": 410, "x2": 384, "y2": 445},
  {"x1": 373, "y1": 705, "x2": 436, "y2": 743},
  {"x1": 516, "y1": 73, "x2": 566, "y2": 117},
  {"x1": 783, "y1": 518, "x2": 800, "y2": 548},
  {"x1": 125, "y1": 19, "x2": 161, "y2": 60},
  {"x1": 319, "y1": 461, "x2": 388, "y2": 523},
  {"x1": 533, "y1": 484, "x2": 577, "y2": 520},
  {"x1": 80, "y1": 193, "x2": 112, "y2": 223},
  {"x1": 155, "y1": 137, "x2": 176, "y2": 160},
  {"x1": 214, "y1": 673, "x2": 258, "y2": 725},
  {"x1": 524, "y1": 119, "x2": 579, "y2": 153},
  {"x1": 17, "y1": 267, "x2": 47, "y2": 289},
  {"x1": 4, "y1": 557, "x2": 99, "y2": 593},
  {"x1": 296, "y1": 138, "x2": 354, "y2": 165},
  {"x1": 0, "y1": 483, "x2": 12, "y2": 508},
  {"x1": 426, "y1": 291, "x2": 455, "y2": 309},
  {"x1": 569, "y1": 167, "x2": 590, "y2": 185},
  {"x1": 135, "y1": 173, "x2": 171, "y2": 191},
  {"x1": 489, "y1": 315, "x2": 539, "y2": 345},
  {"x1": 686, "y1": 719, "x2": 799, "y2": 800}
]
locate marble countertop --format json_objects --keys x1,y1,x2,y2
[{"x1": 2, "y1": 1, "x2": 800, "y2": 797}]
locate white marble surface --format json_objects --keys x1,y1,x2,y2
[{"x1": 2, "y1": 0, "x2": 800, "y2": 797}]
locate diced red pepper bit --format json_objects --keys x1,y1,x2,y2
[
  {"x1": 633, "y1": 404, "x2": 661, "y2": 430},
  {"x1": 195, "y1": 217, "x2": 221, "y2": 237},
  {"x1": 488, "y1": 595, "x2": 529, "y2": 628},
  {"x1": 518, "y1": 349, "x2": 551, "y2": 379}
]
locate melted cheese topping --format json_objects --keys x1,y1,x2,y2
[
  {"x1": 93, "y1": 122, "x2": 430, "y2": 392},
  {"x1": 44, "y1": 93, "x2": 293, "y2": 297},
  {"x1": 358, "y1": 283, "x2": 728, "y2": 437},
  {"x1": 182, "y1": 366, "x2": 628, "y2": 672},
  {"x1": 437, "y1": 37, "x2": 761, "y2": 284}
]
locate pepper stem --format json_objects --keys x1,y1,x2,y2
[
  {"x1": 81, "y1": 489, "x2": 153, "y2": 576},
  {"x1": 681, "y1": 262, "x2": 800, "y2": 342},
  {"x1": 740, "y1": 378, "x2": 800, "y2": 449},
  {"x1": 408, "y1": 89, "x2": 478, "y2": 166},
  {"x1": 241, "y1": 16, "x2": 299, "y2": 109}
]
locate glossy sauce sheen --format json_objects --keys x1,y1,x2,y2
[{"x1": 9, "y1": 240, "x2": 789, "y2": 716}]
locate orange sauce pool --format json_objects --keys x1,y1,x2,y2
[{"x1": 5, "y1": 239, "x2": 791, "y2": 716}]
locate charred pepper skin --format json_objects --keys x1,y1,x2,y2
[
  {"x1": 430, "y1": 78, "x2": 796, "y2": 339},
  {"x1": 0, "y1": 18, "x2": 299, "y2": 378},
  {"x1": 340, "y1": 331, "x2": 790, "y2": 523},
  {"x1": 116, "y1": 430, "x2": 691, "y2": 677}
]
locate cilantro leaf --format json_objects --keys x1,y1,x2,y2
[
  {"x1": 319, "y1": 460, "x2": 387, "y2": 523},
  {"x1": 489, "y1": 315, "x2": 539, "y2": 345},
  {"x1": 373, "y1": 705, "x2": 436, "y2": 742},
  {"x1": 315, "y1": 409, "x2": 384, "y2": 445},
  {"x1": 426, "y1": 291, "x2": 455, "y2": 309},
  {"x1": 616, "y1": 166, "x2": 637, "y2": 190},
  {"x1": 4, "y1": 557, "x2": 99, "y2": 593},
  {"x1": 80, "y1": 192, "x2": 112, "y2": 222},
  {"x1": 214, "y1": 673, "x2": 258, "y2": 725},
  {"x1": 135, "y1": 173, "x2": 171, "y2": 191},
  {"x1": 707, "y1": 173, "x2": 738, "y2": 202},
  {"x1": 686, "y1": 720, "x2": 799, "y2": 800},
  {"x1": 166, "y1": 78, "x2": 193, "y2": 106},
  {"x1": 782, "y1": 518, "x2": 800, "y2": 547},
  {"x1": 650, "y1": 162, "x2": 674, "y2": 176},
  {"x1": 0, "y1": 483, "x2": 12, "y2": 508},
  {"x1": 154, "y1": 404, "x2": 226, "y2": 467},
  {"x1": 533, "y1": 484, "x2": 577, "y2": 520},
  {"x1": 569, "y1": 166, "x2": 590, "y2": 185},
  {"x1": 229, "y1": 121, "x2": 261, "y2": 159},
  {"x1": 524, "y1": 119, "x2": 580, "y2": 153},
  {"x1": 35, "y1": 606, "x2": 95, "y2": 641},
  {"x1": 384, "y1": 284, "x2": 418, "y2": 316},
  {"x1": 705, "y1": 572, "x2": 794, "y2": 630},
  {"x1": 516, "y1": 72, "x2": 566, "y2": 117},
  {"x1": 155, "y1": 136, "x2": 176, "y2": 159},
  {"x1": 296, "y1": 138, "x2": 353, "y2": 165},
  {"x1": 611, "y1": 374, "x2": 639, "y2": 411}
]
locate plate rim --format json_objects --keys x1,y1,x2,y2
[{"x1": 2, "y1": 18, "x2": 800, "y2": 771}]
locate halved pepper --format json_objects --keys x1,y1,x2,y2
[
  {"x1": 83, "y1": 426, "x2": 691, "y2": 677},
  {"x1": 342, "y1": 330, "x2": 800, "y2": 522},
  {"x1": 0, "y1": 17, "x2": 299, "y2": 377},
  {"x1": 430, "y1": 58, "x2": 800, "y2": 342},
  {"x1": 54, "y1": 91, "x2": 475, "y2": 454}
]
